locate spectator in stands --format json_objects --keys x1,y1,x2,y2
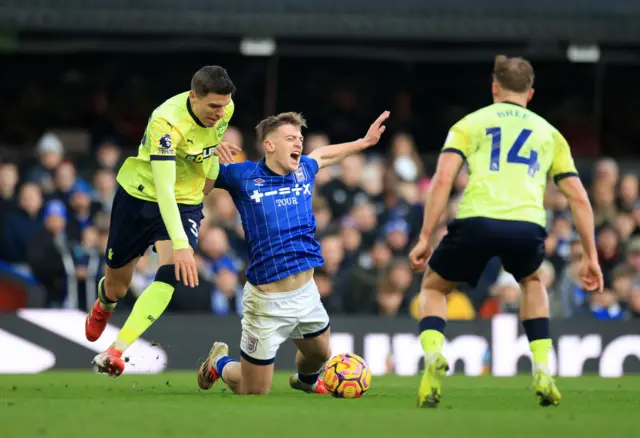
[
  {"x1": 206, "y1": 191, "x2": 247, "y2": 262},
  {"x1": 593, "y1": 158, "x2": 619, "y2": 190},
  {"x1": 627, "y1": 285, "x2": 640, "y2": 319},
  {"x1": 0, "y1": 162, "x2": 18, "y2": 207},
  {"x1": 26, "y1": 200, "x2": 74, "y2": 307},
  {"x1": 95, "y1": 140, "x2": 123, "y2": 171},
  {"x1": 388, "y1": 132, "x2": 425, "y2": 182},
  {"x1": 555, "y1": 238, "x2": 588, "y2": 317},
  {"x1": 342, "y1": 240, "x2": 392, "y2": 313},
  {"x1": 68, "y1": 183, "x2": 103, "y2": 231},
  {"x1": 590, "y1": 288, "x2": 624, "y2": 320},
  {"x1": 384, "y1": 218, "x2": 411, "y2": 257},
  {"x1": 372, "y1": 259, "x2": 413, "y2": 316},
  {"x1": 198, "y1": 226, "x2": 241, "y2": 280},
  {"x1": 51, "y1": 160, "x2": 80, "y2": 205},
  {"x1": 611, "y1": 263, "x2": 635, "y2": 311},
  {"x1": 70, "y1": 226, "x2": 103, "y2": 310},
  {"x1": 312, "y1": 196, "x2": 332, "y2": 238},
  {"x1": 615, "y1": 210, "x2": 637, "y2": 243},
  {"x1": 378, "y1": 169, "x2": 423, "y2": 238},
  {"x1": 626, "y1": 237, "x2": 640, "y2": 273},
  {"x1": 320, "y1": 153, "x2": 369, "y2": 219},
  {"x1": 618, "y1": 173, "x2": 638, "y2": 212},
  {"x1": 314, "y1": 268, "x2": 340, "y2": 313},
  {"x1": 339, "y1": 224, "x2": 361, "y2": 268},
  {"x1": 633, "y1": 201, "x2": 640, "y2": 236},
  {"x1": 93, "y1": 168, "x2": 117, "y2": 213},
  {"x1": 222, "y1": 126, "x2": 247, "y2": 162},
  {"x1": 318, "y1": 234, "x2": 347, "y2": 312},
  {"x1": 360, "y1": 159, "x2": 385, "y2": 214},
  {"x1": 304, "y1": 132, "x2": 330, "y2": 155},
  {"x1": 210, "y1": 260, "x2": 243, "y2": 316},
  {"x1": 25, "y1": 132, "x2": 64, "y2": 194},
  {"x1": 0, "y1": 162, "x2": 19, "y2": 233},
  {"x1": 596, "y1": 223, "x2": 622, "y2": 286},
  {"x1": 349, "y1": 202, "x2": 378, "y2": 248},
  {"x1": 1, "y1": 182, "x2": 43, "y2": 264}
]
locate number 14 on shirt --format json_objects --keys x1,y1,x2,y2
[{"x1": 486, "y1": 127, "x2": 540, "y2": 177}]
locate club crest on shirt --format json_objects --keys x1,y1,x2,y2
[
  {"x1": 244, "y1": 335, "x2": 258, "y2": 353},
  {"x1": 295, "y1": 165, "x2": 308, "y2": 183}
]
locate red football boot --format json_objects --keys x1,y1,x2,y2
[
  {"x1": 85, "y1": 299, "x2": 114, "y2": 342},
  {"x1": 289, "y1": 373, "x2": 330, "y2": 395},
  {"x1": 92, "y1": 348, "x2": 125, "y2": 377},
  {"x1": 197, "y1": 342, "x2": 227, "y2": 389}
]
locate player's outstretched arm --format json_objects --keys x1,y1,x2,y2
[
  {"x1": 556, "y1": 176, "x2": 603, "y2": 293},
  {"x1": 409, "y1": 152, "x2": 464, "y2": 272},
  {"x1": 309, "y1": 111, "x2": 389, "y2": 169},
  {"x1": 151, "y1": 160, "x2": 198, "y2": 287}
]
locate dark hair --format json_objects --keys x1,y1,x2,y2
[
  {"x1": 255, "y1": 112, "x2": 307, "y2": 142},
  {"x1": 493, "y1": 55, "x2": 534, "y2": 93},
  {"x1": 191, "y1": 66, "x2": 236, "y2": 97}
]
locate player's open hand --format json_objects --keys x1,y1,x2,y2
[
  {"x1": 409, "y1": 235, "x2": 432, "y2": 273},
  {"x1": 362, "y1": 111, "x2": 390, "y2": 147},
  {"x1": 579, "y1": 257, "x2": 604, "y2": 294},
  {"x1": 214, "y1": 142, "x2": 242, "y2": 164},
  {"x1": 174, "y1": 247, "x2": 199, "y2": 288}
]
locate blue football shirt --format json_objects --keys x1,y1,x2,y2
[{"x1": 214, "y1": 156, "x2": 324, "y2": 285}]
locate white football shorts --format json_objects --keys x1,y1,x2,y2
[{"x1": 239, "y1": 278, "x2": 330, "y2": 365}]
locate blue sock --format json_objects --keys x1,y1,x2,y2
[
  {"x1": 215, "y1": 356, "x2": 236, "y2": 381},
  {"x1": 418, "y1": 316, "x2": 446, "y2": 334},
  {"x1": 298, "y1": 371, "x2": 320, "y2": 385},
  {"x1": 522, "y1": 318, "x2": 550, "y2": 342}
]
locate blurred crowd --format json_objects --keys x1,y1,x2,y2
[{"x1": 0, "y1": 126, "x2": 638, "y2": 320}]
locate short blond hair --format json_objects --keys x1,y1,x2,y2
[
  {"x1": 493, "y1": 55, "x2": 534, "y2": 93},
  {"x1": 255, "y1": 112, "x2": 307, "y2": 142}
]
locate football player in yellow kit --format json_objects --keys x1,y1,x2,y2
[
  {"x1": 410, "y1": 55, "x2": 603, "y2": 408},
  {"x1": 86, "y1": 66, "x2": 241, "y2": 376}
]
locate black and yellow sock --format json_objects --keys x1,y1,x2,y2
[
  {"x1": 522, "y1": 318, "x2": 552, "y2": 372},
  {"x1": 97, "y1": 277, "x2": 117, "y2": 311},
  {"x1": 112, "y1": 265, "x2": 176, "y2": 352},
  {"x1": 418, "y1": 316, "x2": 446, "y2": 360}
]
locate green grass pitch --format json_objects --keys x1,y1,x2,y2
[{"x1": 0, "y1": 372, "x2": 637, "y2": 438}]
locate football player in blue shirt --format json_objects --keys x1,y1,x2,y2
[{"x1": 196, "y1": 110, "x2": 389, "y2": 395}]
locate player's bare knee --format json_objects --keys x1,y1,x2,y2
[
  {"x1": 319, "y1": 346, "x2": 331, "y2": 363},
  {"x1": 421, "y1": 269, "x2": 455, "y2": 295},
  {"x1": 302, "y1": 348, "x2": 330, "y2": 366},
  {"x1": 520, "y1": 270, "x2": 543, "y2": 288},
  {"x1": 104, "y1": 275, "x2": 128, "y2": 299}
]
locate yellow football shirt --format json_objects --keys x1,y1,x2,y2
[
  {"x1": 116, "y1": 91, "x2": 234, "y2": 205},
  {"x1": 442, "y1": 102, "x2": 578, "y2": 227}
]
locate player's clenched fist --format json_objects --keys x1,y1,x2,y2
[
  {"x1": 214, "y1": 142, "x2": 242, "y2": 163},
  {"x1": 409, "y1": 235, "x2": 432, "y2": 273},
  {"x1": 362, "y1": 111, "x2": 390, "y2": 147}
]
